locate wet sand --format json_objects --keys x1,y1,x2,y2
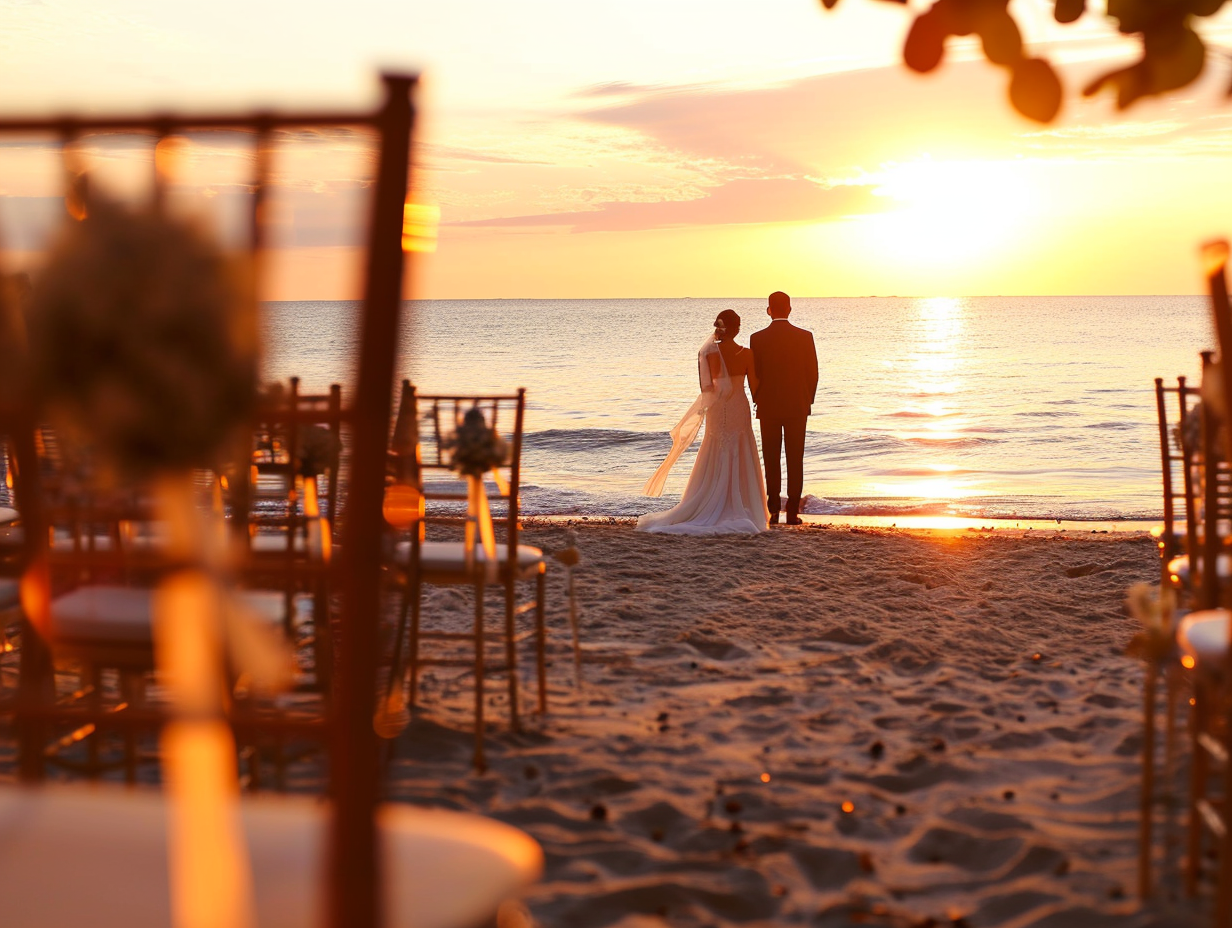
[{"x1": 385, "y1": 521, "x2": 1201, "y2": 928}]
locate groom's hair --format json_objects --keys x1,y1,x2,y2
[{"x1": 768, "y1": 291, "x2": 791, "y2": 318}]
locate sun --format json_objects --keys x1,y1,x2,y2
[{"x1": 854, "y1": 157, "x2": 1041, "y2": 272}]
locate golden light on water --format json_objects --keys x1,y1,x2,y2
[
  {"x1": 876, "y1": 297, "x2": 977, "y2": 505},
  {"x1": 871, "y1": 473, "x2": 975, "y2": 500}
]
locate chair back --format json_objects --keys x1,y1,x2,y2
[
  {"x1": 1156, "y1": 373, "x2": 1201, "y2": 568},
  {"x1": 392, "y1": 380, "x2": 527, "y2": 559},
  {"x1": 0, "y1": 76, "x2": 417, "y2": 927},
  {"x1": 232, "y1": 377, "x2": 344, "y2": 554}
]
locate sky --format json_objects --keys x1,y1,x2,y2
[{"x1": 3, "y1": 0, "x2": 1232, "y2": 299}]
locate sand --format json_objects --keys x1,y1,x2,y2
[{"x1": 383, "y1": 521, "x2": 1204, "y2": 928}]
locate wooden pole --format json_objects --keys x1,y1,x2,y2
[{"x1": 328, "y1": 73, "x2": 415, "y2": 928}]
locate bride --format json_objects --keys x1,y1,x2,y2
[{"x1": 637, "y1": 310, "x2": 769, "y2": 534}]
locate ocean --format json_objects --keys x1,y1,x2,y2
[{"x1": 262, "y1": 296, "x2": 1213, "y2": 523}]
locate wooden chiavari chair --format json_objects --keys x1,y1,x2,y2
[
  {"x1": 0, "y1": 74, "x2": 420, "y2": 927},
  {"x1": 383, "y1": 381, "x2": 547, "y2": 771},
  {"x1": 1141, "y1": 371, "x2": 1205, "y2": 896},
  {"x1": 229, "y1": 377, "x2": 344, "y2": 694},
  {"x1": 1175, "y1": 242, "x2": 1232, "y2": 925}
]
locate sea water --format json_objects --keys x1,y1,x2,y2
[{"x1": 263, "y1": 296, "x2": 1213, "y2": 522}]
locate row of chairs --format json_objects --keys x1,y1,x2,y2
[
  {"x1": 1146, "y1": 346, "x2": 1232, "y2": 915},
  {"x1": 0, "y1": 377, "x2": 548, "y2": 782}
]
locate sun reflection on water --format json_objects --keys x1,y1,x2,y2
[{"x1": 882, "y1": 297, "x2": 976, "y2": 502}]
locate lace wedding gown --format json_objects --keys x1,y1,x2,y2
[{"x1": 637, "y1": 338, "x2": 769, "y2": 535}]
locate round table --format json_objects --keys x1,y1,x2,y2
[{"x1": 0, "y1": 784, "x2": 542, "y2": 928}]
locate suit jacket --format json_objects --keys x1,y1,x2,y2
[{"x1": 749, "y1": 319, "x2": 818, "y2": 420}]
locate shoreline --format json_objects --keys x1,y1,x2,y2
[{"x1": 525, "y1": 512, "x2": 1161, "y2": 536}]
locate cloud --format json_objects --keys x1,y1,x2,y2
[
  {"x1": 451, "y1": 176, "x2": 882, "y2": 233},
  {"x1": 576, "y1": 62, "x2": 1033, "y2": 176},
  {"x1": 574, "y1": 55, "x2": 1232, "y2": 176},
  {"x1": 422, "y1": 144, "x2": 553, "y2": 166},
  {"x1": 573, "y1": 81, "x2": 673, "y2": 98}
]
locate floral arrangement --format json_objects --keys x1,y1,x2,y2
[
  {"x1": 1124, "y1": 582, "x2": 1175, "y2": 664},
  {"x1": 26, "y1": 190, "x2": 257, "y2": 476},
  {"x1": 298, "y1": 424, "x2": 340, "y2": 477},
  {"x1": 443, "y1": 407, "x2": 508, "y2": 477}
]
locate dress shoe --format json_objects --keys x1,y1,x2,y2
[
  {"x1": 768, "y1": 512, "x2": 780, "y2": 525},
  {"x1": 786, "y1": 515, "x2": 803, "y2": 525}
]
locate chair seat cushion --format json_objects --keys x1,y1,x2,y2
[
  {"x1": 1166, "y1": 554, "x2": 1232, "y2": 583},
  {"x1": 395, "y1": 540, "x2": 543, "y2": 573},
  {"x1": 0, "y1": 578, "x2": 19, "y2": 611},
  {"x1": 250, "y1": 524, "x2": 330, "y2": 560},
  {"x1": 49, "y1": 586, "x2": 288, "y2": 646},
  {"x1": 1178, "y1": 608, "x2": 1230, "y2": 666}
]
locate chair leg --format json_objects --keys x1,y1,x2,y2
[
  {"x1": 312, "y1": 574, "x2": 334, "y2": 698},
  {"x1": 387, "y1": 580, "x2": 412, "y2": 708},
  {"x1": 17, "y1": 618, "x2": 52, "y2": 783},
  {"x1": 1140, "y1": 660, "x2": 1158, "y2": 899},
  {"x1": 1164, "y1": 666, "x2": 1183, "y2": 886},
  {"x1": 473, "y1": 583, "x2": 486, "y2": 773},
  {"x1": 87, "y1": 665, "x2": 102, "y2": 780},
  {"x1": 1219, "y1": 699, "x2": 1232, "y2": 926},
  {"x1": 536, "y1": 566, "x2": 546, "y2": 715},
  {"x1": 1188, "y1": 680, "x2": 1209, "y2": 897},
  {"x1": 408, "y1": 574, "x2": 422, "y2": 710},
  {"x1": 505, "y1": 577, "x2": 519, "y2": 732},
  {"x1": 120, "y1": 670, "x2": 139, "y2": 785}
]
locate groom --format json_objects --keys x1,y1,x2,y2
[{"x1": 750, "y1": 291, "x2": 818, "y2": 525}]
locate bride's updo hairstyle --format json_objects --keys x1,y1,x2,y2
[{"x1": 713, "y1": 309, "x2": 740, "y2": 343}]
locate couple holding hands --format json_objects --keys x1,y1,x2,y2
[{"x1": 638, "y1": 291, "x2": 819, "y2": 535}]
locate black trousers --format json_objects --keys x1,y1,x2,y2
[{"x1": 759, "y1": 415, "x2": 807, "y2": 516}]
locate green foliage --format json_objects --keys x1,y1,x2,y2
[{"x1": 826, "y1": 0, "x2": 1227, "y2": 122}]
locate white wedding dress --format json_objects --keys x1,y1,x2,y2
[{"x1": 637, "y1": 336, "x2": 769, "y2": 535}]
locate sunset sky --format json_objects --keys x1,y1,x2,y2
[{"x1": 4, "y1": 0, "x2": 1232, "y2": 299}]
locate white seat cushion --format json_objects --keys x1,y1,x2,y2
[
  {"x1": 48, "y1": 523, "x2": 168, "y2": 554},
  {"x1": 0, "y1": 507, "x2": 17, "y2": 525},
  {"x1": 1178, "y1": 608, "x2": 1230, "y2": 666},
  {"x1": 421, "y1": 478, "x2": 469, "y2": 498},
  {"x1": 1167, "y1": 554, "x2": 1232, "y2": 583},
  {"x1": 0, "y1": 578, "x2": 20, "y2": 611},
  {"x1": 237, "y1": 590, "x2": 291, "y2": 627},
  {"x1": 49, "y1": 586, "x2": 288, "y2": 645},
  {"x1": 250, "y1": 519, "x2": 330, "y2": 561},
  {"x1": 50, "y1": 586, "x2": 153, "y2": 643},
  {"x1": 395, "y1": 540, "x2": 543, "y2": 573}
]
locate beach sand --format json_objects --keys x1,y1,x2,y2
[{"x1": 385, "y1": 521, "x2": 1201, "y2": 928}]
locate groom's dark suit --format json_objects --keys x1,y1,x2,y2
[{"x1": 750, "y1": 318, "x2": 818, "y2": 522}]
